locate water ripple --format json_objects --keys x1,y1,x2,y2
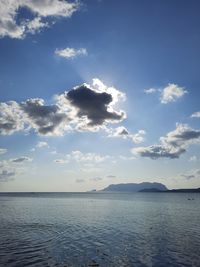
[{"x1": 0, "y1": 193, "x2": 200, "y2": 266}]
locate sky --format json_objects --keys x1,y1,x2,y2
[{"x1": 0, "y1": 0, "x2": 200, "y2": 192}]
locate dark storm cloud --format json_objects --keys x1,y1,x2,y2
[
  {"x1": 21, "y1": 98, "x2": 67, "y2": 135},
  {"x1": 66, "y1": 84, "x2": 125, "y2": 126},
  {"x1": 0, "y1": 80, "x2": 126, "y2": 136}
]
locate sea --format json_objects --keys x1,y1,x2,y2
[{"x1": 0, "y1": 192, "x2": 200, "y2": 267}]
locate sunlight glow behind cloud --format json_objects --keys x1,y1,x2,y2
[{"x1": 0, "y1": 79, "x2": 126, "y2": 136}]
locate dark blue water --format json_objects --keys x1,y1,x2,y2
[{"x1": 0, "y1": 192, "x2": 200, "y2": 267}]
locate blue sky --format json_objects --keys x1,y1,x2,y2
[{"x1": 0, "y1": 0, "x2": 200, "y2": 192}]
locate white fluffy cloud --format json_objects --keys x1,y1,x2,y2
[
  {"x1": 108, "y1": 126, "x2": 146, "y2": 144},
  {"x1": 0, "y1": 0, "x2": 79, "y2": 39},
  {"x1": 36, "y1": 141, "x2": 49, "y2": 148},
  {"x1": 55, "y1": 47, "x2": 88, "y2": 59},
  {"x1": 132, "y1": 123, "x2": 200, "y2": 159},
  {"x1": 160, "y1": 84, "x2": 187, "y2": 104},
  {"x1": 145, "y1": 83, "x2": 187, "y2": 104},
  {"x1": 0, "y1": 79, "x2": 126, "y2": 136},
  {"x1": 191, "y1": 111, "x2": 200, "y2": 118},
  {"x1": 26, "y1": 17, "x2": 49, "y2": 34},
  {"x1": 144, "y1": 88, "x2": 157, "y2": 94},
  {"x1": 132, "y1": 130, "x2": 146, "y2": 144},
  {"x1": 0, "y1": 101, "x2": 25, "y2": 135}
]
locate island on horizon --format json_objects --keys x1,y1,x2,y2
[{"x1": 100, "y1": 182, "x2": 200, "y2": 193}]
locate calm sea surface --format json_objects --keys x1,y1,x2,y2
[{"x1": 0, "y1": 192, "x2": 200, "y2": 267}]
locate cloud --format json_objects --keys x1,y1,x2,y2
[
  {"x1": 0, "y1": 101, "x2": 25, "y2": 135},
  {"x1": 133, "y1": 145, "x2": 185, "y2": 159},
  {"x1": 118, "y1": 155, "x2": 136, "y2": 160},
  {"x1": 54, "y1": 159, "x2": 69, "y2": 164},
  {"x1": 0, "y1": 169, "x2": 16, "y2": 182},
  {"x1": 108, "y1": 126, "x2": 146, "y2": 144},
  {"x1": 144, "y1": 88, "x2": 157, "y2": 94},
  {"x1": 26, "y1": 17, "x2": 48, "y2": 34},
  {"x1": 0, "y1": 79, "x2": 126, "y2": 136},
  {"x1": 181, "y1": 169, "x2": 200, "y2": 180},
  {"x1": 11, "y1": 156, "x2": 32, "y2": 163},
  {"x1": 50, "y1": 150, "x2": 57, "y2": 155},
  {"x1": 132, "y1": 130, "x2": 146, "y2": 144},
  {"x1": 160, "y1": 123, "x2": 200, "y2": 147},
  {"x1": 145, "y1": 83, "x2": 187, "y2": 104},
  {"x1": 106, "y1": 175, "x2": 116, "y2": 178},
  {"x1": 90, "y1": 177, "x2": 102, "y2": 181},
  {"x1": 189, "y1": 156, "x2": 198, "y2": 162},
  {"x1": 57, "y1": 78, "x2": 126, "y2": 131},
  {"x1": 108, "y1": 126, "x2": 129, "y2": 138},
  {"x1": 132, "y1": 123, "x2": 200, "y2": 159},
  {"x1": 55, "y1": 150, "x2": 110, "y2": 164},
  {"x1": 0, "y1": 0, "x2": 80, "y2": 39},
  {"x1": 21, "y1": 98, "x2": 68, "y2": 136},
  {"x1": 76, "y1": 178, "x2": 85, "y2": 183},
  {"x1": 69, "y1": 151, "x2": 110, "y2": 163},
  {"x1": 191, "y1": 111, "x2": 200, "y2": 118},
  {"x1": 0, "y1": 148, "x2": 7, "y2": 155},
  {"x1": 36, "y1": 141, "x2": 49, "y2": 148},
  {"x1": 55, "y1": 47, "x2": 87, "y2": 59},
  {"x1": 160, "y1": 84, "x2": 187, "y2": 104},
  {"x1": 0, "y1": 156, "x2": 32, "y2": 182}
]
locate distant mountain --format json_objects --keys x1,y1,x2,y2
[
  {"x1": 102, "y1": 182, "x2": 167, "y2": 192},
  {"x1": 140, "y1": 188, "x2": 200, "y2": 193},
  {"x1": 139, "y1": 188, "x2": 164, "y2": 192},
  {"x1": 167, "y1": 188, "x2": 200, "y2": 193}
]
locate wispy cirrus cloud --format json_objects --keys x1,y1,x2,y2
[
  {"x1": 132, "y1": 123, "x2": 200, "y2": 159},
  {"x1": 0, "y1": 148, "x2": 7, "y2": 155},
  {"x1": 90, "y1": 177, "x2": 102, "y2": 182},
  {"x1": 189, "y1": 156, "x2": 198, "y2": 162},
  {"x1": 0, "y1": 0, "x2": 80, "y2": 39},
  {"x1": 10, "y1": 156, "x2": 32, "y2": 163},
  {"x1": 0, "y1": 170, "x2": 16, "y2": 182},
  {"x1": 181, "y1": 169, "x2": 200, "y2": 180},
  {"x1": 54, "y1": 150, "x2": 110, "y2": 165},
  {"x1": 106, "y1": 175, "x2": 116, "y2": 178},
  {"x1": 0, "y1": 156, "x2": 32, "y2": 182},
  {"x1": 55, "y1": 47, "x2": 88, "y2": 59},
  {"x1": 76, "y1": 178, "x2": 85, "y2": 183}
]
